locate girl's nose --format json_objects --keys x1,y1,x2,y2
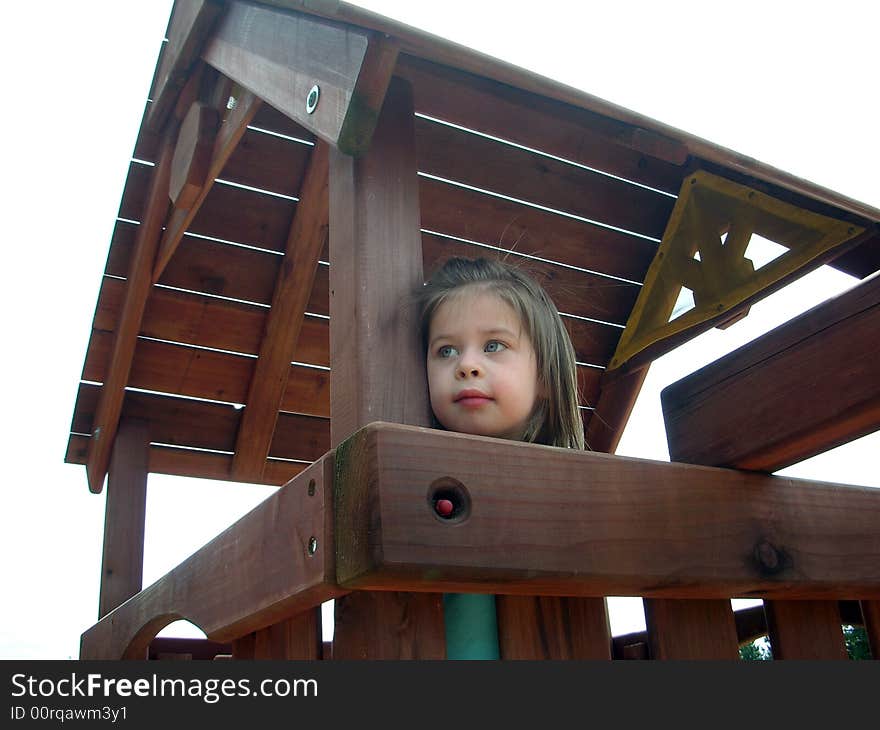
[{"x1": 456, "y1": 352, "x2": 483, "y2": 379}]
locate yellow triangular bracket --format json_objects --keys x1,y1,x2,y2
[{"x1": 609, "y1": 170, "x2": 864, "y2": 372}]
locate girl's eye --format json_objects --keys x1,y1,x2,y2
[
  {"x1": 484, "y1": 340, "x2": 507, "y2": 353},
  {"x1": 437, "y1": 345, "x2": 457, "y2": 358}
]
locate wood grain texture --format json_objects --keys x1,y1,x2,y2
[
  {"x1": 496, "y1": 596, "x2": 611, "y2": 659},
  {"x1": 86, "y1": 138, "x2": 174, "y2": 494},
  {"x1": 250, "y1": 610, "x2": 322, "y2": 659},
  {"x1": 231, "y1": 142, "x2": 329, "y2": 481},
  {"x1": 763, "y1": 600, "x2": 847, "y2": 659},
  {"x1": 333, "y1": 422, "x2": 880, "y2": 599},
  {"x1": 98, "y1": 419, "x2": 149, "y2": 619},
  {"x1": 80, "y1": 456, "x2": 342, "y2": 659},
  {"x1": 328, "y1": 76, "x2": 441, "y2": 659},
  {"x1": 147, "y1": 0, "x2": 224, "y2": 131},
  {"x1": 203, "y1": 1, "x2": 372, "y2": 152},
  {"x1": 663, "y1": 274, "x2": 880, "y2": 471},
  {"x1": 169, "y1": 101, "x2": 219, "y2": 208},
  {"x1": 643, "y1": 598, "x2": 739, "y2": 659}
]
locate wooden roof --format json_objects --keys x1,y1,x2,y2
[{"x1": 65, "y1": 0, "x2": 880, "y2": 490}]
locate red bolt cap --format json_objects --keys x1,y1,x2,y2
[{"x1": 435, "y1": 499, "x2": 454, "y2": 517}]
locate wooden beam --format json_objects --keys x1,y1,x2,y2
[
  {"x1": 333, "y1": 422, "x2": 880, "y2": 599},
  {"x1": 147, "y1": 0, "x2": 224, "y2": 131},
  {"x1": 764, "y1": 600, "x2": 848, "y2": 659},
  {"x1": 85, "y1": 138, "x2": 174, "y2": 494},
  {"x1": 644, "y1": 598, "x2": 739, "y2": 659},
  {"x1": 231, "y1": 142, "x2": 329, "y2": 482},
  {"x1": 80, "y1": 455, "x2": 341, "y2": 659},
  {"x1": 203, "y1": 0, "x2": 399, "y2": 155},
  {"x1": 98, "y1": 419, "x2": 150, "y2": 618},
  {"x1": 861, "y1": 600, "x2": 880, "y2": 659},
  {"x1": 328, "y1": 77, "x2": 443, "y2": 659},
  {"x1": 663, "y1": 273, "x2": 880, "y2": 471},
  {"x1": 152, "y1": 88, "x2": 262, "y2": 282}
]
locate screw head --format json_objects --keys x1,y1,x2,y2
[
  {"x1": 306, "y1": 85, "x2": 320, "y2": 114},
  {"x1": 308, "y1": 479, "x2": 316, "y2": 497},
  {"x1": 307, "y1": 536, "x2": 318, "y2": 556}
]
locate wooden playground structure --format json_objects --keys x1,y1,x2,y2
[{"x1": 67, "y1": 0, "x2": 880, "y2": 659}]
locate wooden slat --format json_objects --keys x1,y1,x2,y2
[
  {"x1": 220, "y1": 126, "x2": 313, "y2": 198},
  {"x1": 764, "y1": 600, "x2": 848, "y2": 659},
  {"x1": 154, "y1": 89, "x2": 263, "y2": 280},
  {"x1": 585, "y1": 362, "x2": 650, "y2": 453},
  {"x1": 329, "y1": 77, "x2": 443, "y2": 660},
  {"x1": 397, "y1": 54, "x2": 688, "y2": 192},
  {"x1": 232, "y1": 142, "x2": 329, "y2": 481},
  {"x1": 496, "y1": 596, "x2": 611, "y2": 659},
  {"x1": 94, "y1": 277, "x2": 328, "y2": 364},
  {"x1": 422, "y1": 233, "x2": 640, "y2": 327},
  {"x1": 334, "y1": 423, "x2": 880, "y2": 599},
  {"x1": 80, "y1": 456, "x2": 341, "y2": 659},
  {"x1": 86, "y1": 138, "x2": 174, "y2": 494},
  {"x1": 418, "y1": 176, "x2": 658, "y2": 285},
  {"x1": 98, "y1": 419, "x2": 149, "y2": 619},
  {"x1": 250, "y1": 611, "x2": 322, "y2": 659},
  {"x1": 861, "y1": 600, "x2": 880, "y2": 659},
  {"x1": 147, "y1": 0, "x2": 224, "y2": 131},
  {"x1": 66, "y1": 434, "x2": 306, "y2": 487},
  {"x1": 415, "y1": 116, "x2": 676, "y2": 241},
  {"x1": 663, "y1": 274, "x2": 880, "y2": 471},
  {"x1": 643, "y1": 598, "x2": 739, "y2": 659}
]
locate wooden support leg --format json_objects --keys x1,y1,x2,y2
[
  {"x1": 764, "y1": 600, "x2": 848, "y2": 659},
  {"x1": 860, "y1": 600, "x2": 880, "y2": 659},
  {"x1": 644, "y1": 598, "x2": 739, "y2": 659},
  {"x1": 98, "y1": 418, "x2": 149, "y2": 620},
  {"x1": 232, "y1": 611, "x2": 323, "y2": 660},
  {"x1": 497, "y1": 596, "x2": 612, "y2": 659},
  {"x1": 328, "y1": 77, "x2": 443, "y2": 659}
]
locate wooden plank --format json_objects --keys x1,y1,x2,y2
[
  {"x1": 220, "y1": 126, "x2": 313, "y2": 198},
  {"x1": 585, "y1": 365, "x2": 650, "y2": 453},
  {"x1": 764, "y1": 600, "x2": 847, "y2": 659},
  {"x1": 232, "y1": 142, "x2": 329, "y2": 481},
  {"x1": 94, "y1": 277, "x2": 328, "y2": 364},
  {"x1": 422, "y1": 232, "x2": 640, "y2": 328},
  {"x1": 643, "y1": 598, "x2": 739, "y2": 659},
  {"x1": 663, "y1": 274, "x2": 880, "y2": 472},
  {"x1": 153, "y1": 89, "x2": 263, "y2": 280},
  {"x1": 98, "y1": 419, "x2": 149, "y2": 619},
  {"x1": 147, "y1": 0, "x2": 224, "y2": 131},
  {"x1": 80, "y1": 456, "x2": 342, "y2": 659},
  {"x1": 418, "y1": 176, "x2": 657, "y2": 285},
  {"x1": 328, "y1": 77, "x2": 443, "y2": 660},
  {"x1": 397, "y1": 54, "x2": 687, "y2": 193},
  {"x1": 861, "y1": 601, "x2": 880, "y2": 659},
  {"x1": 415, "y1": 115, "x2": 676, "y2": 241},
  {"x1": 66, "y1": 434, "x2": 306, "y2": 487},
  {"x1": 86, "y1": 138, "x2": 174, "y2": 494},
  {"x1": 203, "y1": 1, "x2": 397, "y2": 155},
  {"x1": 333, "y1": 422, "x2": 880, "y2": 599},
  {"x1": 251, "y1": 611, "x2": 321, "y2": 659},
  {"x1": 496, "y1": 596, "x2": 611, "y2": 659},
  {"x1": 74, "y1": 383, "x2": 328, "y2": 463}
]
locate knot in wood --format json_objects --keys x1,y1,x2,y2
[{"x1": 753, "y1": 539, "x2": 786, "y2": 575}]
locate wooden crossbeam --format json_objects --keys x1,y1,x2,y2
[
  {"x1": 202, "y1": 0, "x2": 399, "y2": 155},
  {"x1": 80, "y1": 456, "x2": 340, "y2": 659},
  {"x1": 663, "y1": 273, "x2": 880, "y2": 471},
  {"x1": 334, "y1": 422, "x2": 880, "y2": 599},
  {"x1": 231, "y1": 142, "x2": 329, "y2": 482}
]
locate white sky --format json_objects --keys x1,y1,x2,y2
[{"x1": 2, "y1": 0, "x2": 877, "y2": 659}]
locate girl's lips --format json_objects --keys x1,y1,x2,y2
[{"x1": 454, "y1": 390, "x2": 493, "y2": 408}]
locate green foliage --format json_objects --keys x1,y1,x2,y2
[
  {"x1": 739, "y1": 636, "x2": 772, "y2": 660},
  {"x1": 843, "y1": 624, "x2": 871, "y2": 660}
]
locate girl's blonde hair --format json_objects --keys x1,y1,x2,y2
[{"x1": 416, "y1": 257, "x2": 585, "y2": 450}]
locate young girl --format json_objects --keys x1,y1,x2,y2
[{"x1": 416, "y1": 256, "x2": 585, "y2": 659}]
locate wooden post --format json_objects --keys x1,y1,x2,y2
[
  {"x1": 98, "y1": 419, "x2": 150, "y2": 619},
  {"x1": 328, "y1": 77, "x2": 444, "y2": 659}
]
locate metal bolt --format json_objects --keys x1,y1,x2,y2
[
  {"x1": 226, "y1": 95, "x2": 237, "y2": 110},
  {"x1": 308, "y1": 479, "x2": 316, "y2": 496},
  {"x1": 306, "y1": 85, "x2": 320, "y2": 114},
  {"x1": 307, "y1": 537, "x2": 318, "y2": 556},
  {"x1": 93, "y1": 427, "x2": 101, "y2": 438}
]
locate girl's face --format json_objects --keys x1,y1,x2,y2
[{"x1": 426, "y1": 288, "x2": 539, "y2": 440}]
